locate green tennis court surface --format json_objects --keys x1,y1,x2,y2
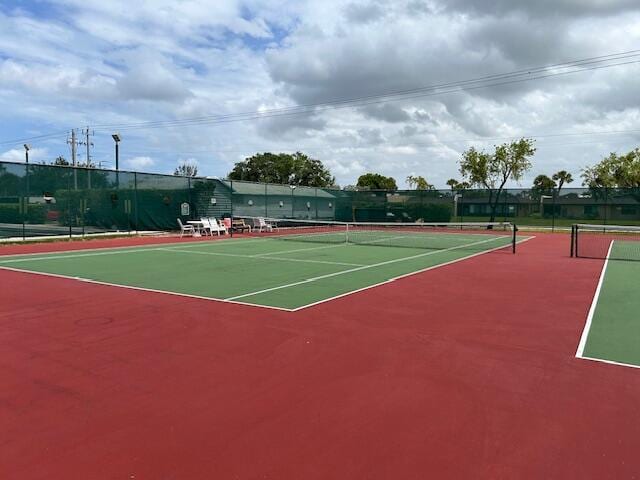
[
  {"x1": 578, "y1": 240, "x2": 640, "y2": 367},
  {"x1": 0, "y1": 229, "x2": 519, "y2": 310}
]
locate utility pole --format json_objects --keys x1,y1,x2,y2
[
  {"x1": 80, "y1": 127, "x2": 94, "y2": 167},
  {"x1": 80, "y1": 127, "x2": 94, "y2": 189},
  {"x1": 67, "y1": 129, "x2": 78, "y2": 190}
]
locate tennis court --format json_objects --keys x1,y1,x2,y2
[
  {"x1": 0, "y1": 220, "x2": 520, "y2": 310},
  {"x1": 574, "y1": 224, "x2": 640, "y2": 367},
  {"x1": 7, "y1": 224, "x2": 640, "y2": 479}
]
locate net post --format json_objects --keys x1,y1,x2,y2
[
  {"x1": 570, "y1": 224, "x2": 575, "y2": 257},
  {"x1": 345, "y1": 222, "x2": 349, "y2": 244},
  {"x1": 574, "y1": 224, "x2": 579, "y2": 257},
  {"x1": 512, "y1": 223, "x2": 516, "y2": 254}
]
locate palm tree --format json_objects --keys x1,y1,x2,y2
[
  {"x1": 552, "y1": 170, "x2": 574, "y2": 194},
  {"x1": 446, "y1": 178, "x2": 470, "y2": 191},
  {"x1": 406, "y1": 175, "x2": 434, "y2": 190}
]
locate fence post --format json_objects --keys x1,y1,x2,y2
[
  {"x1": 552, "y1": 188, "x2": 556, "y2": 232},
  {"x1": 134, "y1": 172, "x2": 139, "y2": 232},
  {"x1": 68, "y1": 166, "x2": 73, "y2": 239},
  {"x1": 187, "y1": 176, "x2": 192, "y2": 219},
  {"x1": 22, "y1": 163, "x2": 28, "y2": 240},
  {"x1": 230, "y1": 179, "x2": 234, "y2": 238},
  {"x1": 503, "y1": 192, "x2": 507, "y2": 222},
  {"x1": 604, "y1": 187, "x2": 608, "y2": 225}
]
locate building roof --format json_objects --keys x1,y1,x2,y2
[{"x1": 219, "y1": 180, "x2": 337, "y2": 198}]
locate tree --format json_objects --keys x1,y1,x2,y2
[
  {"x1": 459, "y1": 138, "x2": 535, "y2": 221},
  {"x1": 52, "y1": 156, "x2": 69, "y2": 166},
  {"x1": 552, "y1": 170, "x2": 573, "y2": 193},
  {"x1": 581, "y1": 149, "x2": 640, "y2": 189},
  {"x1": 227, "y1": 152, "x2": 335, "y2": 187},
  {"x1": 356, "y1": 173, "x2": 398, "y2": 190},
  {"x1": 406, "y1": 175, "x2": 434, "y2": 190},
  {"x1": 446, "y1": 178, "x2": 470, "y2": 191},
  {"x1": 174, "y1": 161, "x2": 198, "y2": 177},
  {"x1": 531, "y1": 174, "x2": 556, "y2": 196}
]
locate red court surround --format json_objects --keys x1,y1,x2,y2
[{"x1": 2, "y1": 234, "x2": 639, "y2": 479}]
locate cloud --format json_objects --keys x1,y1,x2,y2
[
  {"x1": 344, "y1": 2, "x2": 387, "y2": 24},
  {"x1": 124, "y1": 156, "x2": 155, "y2": 169},
  {"x1": 256, "y1": 113, "x2": 328, "y2": 138},
  {"x1": 359, "y1": 104, "x2": 411, "y2": 123},
  {"x1": 0, "y1": 147, "x2": 48, "y2": 163},
  {"x1": 116, "y1": 60, "x2": 192, "y2": 103},
  {"x1": 1, "y1": 0, "x2": 640, "y2": 190},
  {"x1": 0, "y1": 59, "x2": 117, "y2": 100},
  {"x1": 439, "y1": 0, "x2": 640, "y2": 18}
]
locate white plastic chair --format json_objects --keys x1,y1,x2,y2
[
  {"x1": 200, "y1": 218, "x2": 213, "y2": 236},
  {"x1": 255, "y1": 217, "x2": 273, "y2": 232},
  {"x1": 177, "y1": 218, "x2": 195, "y2": 237},
  {"x1": 209, "y1": 218, "x2": 227, "y2": 235}
]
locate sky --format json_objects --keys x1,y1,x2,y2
[{"x1": 1, "y1": 0, "x2": 640, "y2": 188}]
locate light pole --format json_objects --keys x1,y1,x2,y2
[
  {"x1": 290, "y1": 185, "x2": 296, "y2": 218},
  {"x1": 112, "y1": 134, "x2": 121, "y2": 187},
  {"x1": 24, "y1": 144, "x2": 31, "y2": 204}
]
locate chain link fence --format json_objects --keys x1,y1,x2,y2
[{"x1": 2, "y1": 160, "x2": 639, "y2": 240}]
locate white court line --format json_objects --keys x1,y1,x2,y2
[
  {"x1": 225, "y1": 235, "x2": 510, "y2": 301},
  {"x1": 577, "y1": 355, "x2": 640, "y2": 370},
  {"x1": 161, "y1": 247, "x2": 365, "y2": 267},
  {"x1": 291, "y1": 236, "x2": 535, "y2": 311},
  {"x1": 0, "y1": 236, "x2": 274, "y2": 262},
  {"x1": 0, "y1": 231, "x2": 495, "y2": 266},
  {"x1": 252, "y1": 242, "x2": 348, "y2": 256},
  {"x1": 0, "y1": 265, "x2": 294, "y2": 312},
  {"x1": 0, "y1": 247, "x2": 167, "y2": 263},
  {"x1": 0, "y1": 229, "x2": 507, "y2": 262},
  {"x1": 0, "y1": 234, "x2": 342, "y2": 264},
  {"x1": 575, "y1": 240, "x2": 614, "y2": 358},
  {"x1": 0, "y1": 236, "x2": 534, "y2": 313}
]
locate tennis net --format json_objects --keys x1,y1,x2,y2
[
  {"x1": 240, "y1": 217, "x2": 518, "y2": 253},
  {"x1": 572, "y1": 224, "x2": 640, "y2": 260}
]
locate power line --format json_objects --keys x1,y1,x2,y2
[
  {"x1": 2, "y1": 49, "x2": 640, "y2": 144},
  {"x1": 108, "y1": 127, "x2": 640, "y2": 156},
  {"x1": 0, "y1": 130, "x2": 69, "y2": 147},
  {"x1": 90, "y1": 50, "x2": 640, "y2": 132}
]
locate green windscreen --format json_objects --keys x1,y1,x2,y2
[{"x1": 3, "y1": 159, "x2": 640, "y2": 240}]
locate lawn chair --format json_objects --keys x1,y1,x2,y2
[
  {"x1": 177, "y1": 218, "x2": 195, "y2": 237},
  {"x1": 254, "y1": 217, "x2": 274, "y2": 233},
  {"x1": 232, "y1": 218, "x2": 252, "y2": 233},
  {"x1": 213, "y1": 218, "x2": 228, "y2": 235},
  {"x1": 208, "y1": 218, "x2": 226, "y2": 236},
  {"x1": 200, "y1": 218, "x2": 213, "y2": 236},
  {"x1": 222, "y1": 217, "x2": 232, "y2": 232}
]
